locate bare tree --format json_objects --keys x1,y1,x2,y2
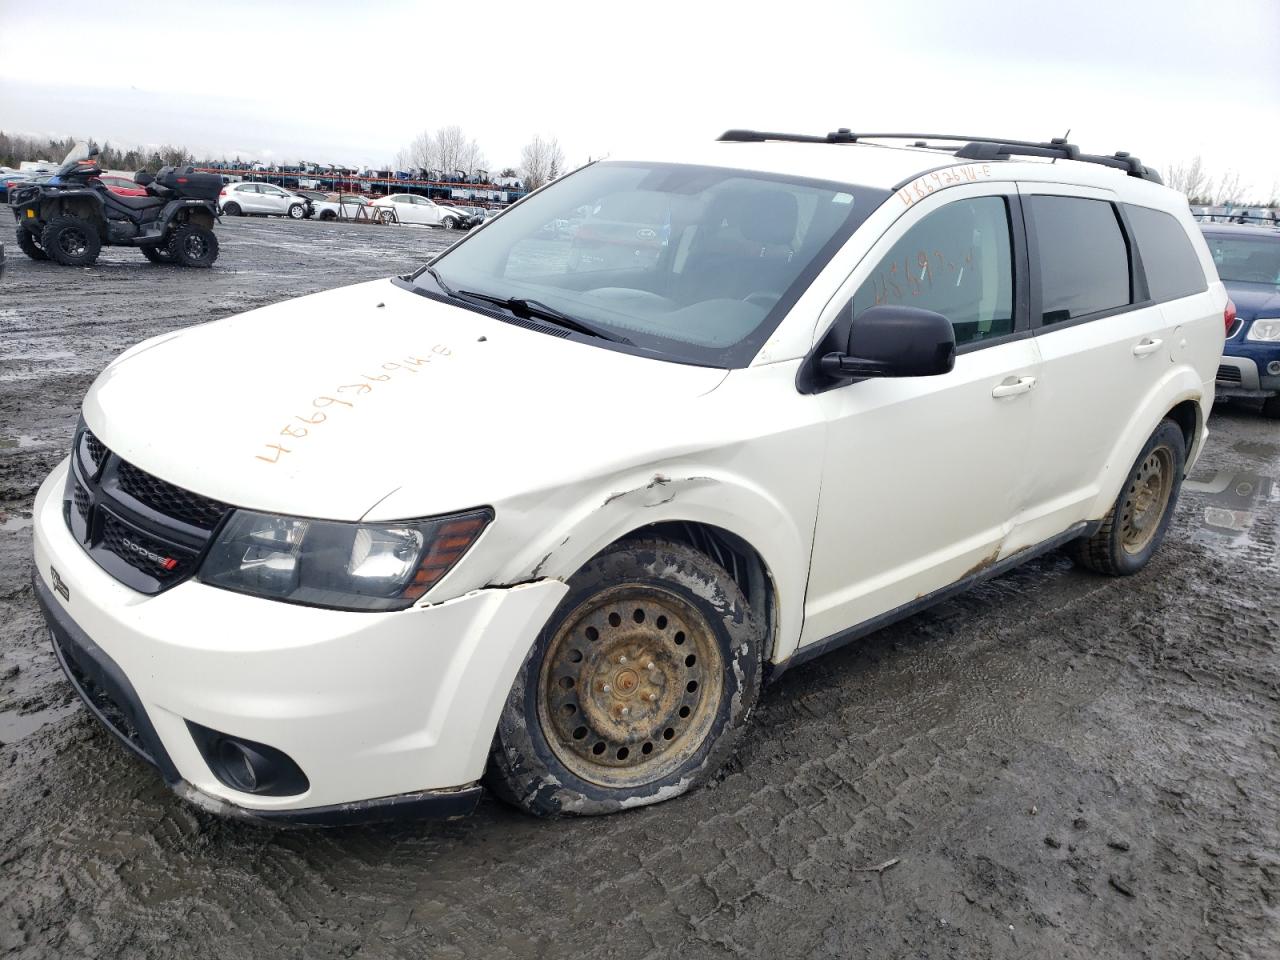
[
  {"x1": 1213, "y1": 169, "x2": 1248, "y2": 206},
  {"x1": 402, "y1": 129, "x2": 438, "y2": 172},
  {"x1": 520, "y1": 134, "x2": 565, "y2": 191},
  {"x1": 1164, "y1": 155, "x2": 1211, "y2": 202}
]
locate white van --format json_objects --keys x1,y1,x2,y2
[{"x1": 31, "y1": 130, "x2": 1226, "y2": 824}]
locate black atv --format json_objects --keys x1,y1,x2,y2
[{"x1": 9, "y1": 142, "x2": 222, "y2": 268}]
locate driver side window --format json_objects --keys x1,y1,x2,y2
[{"x1": 852, "y1": 196, "x2": 1014, "y2": 346}]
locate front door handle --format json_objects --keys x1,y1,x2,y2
[
  {"x1": 1132, "y1": 338, "x2": 1163, "y2": 357},
  {"x1": 992, "y1": 376, "x2": 1036, "y2": 399}
]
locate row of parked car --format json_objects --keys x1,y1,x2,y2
[{"x1": 213, "y1": 180, "x2": 500, "y2": 229}]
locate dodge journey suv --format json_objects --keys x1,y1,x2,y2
[{"x1": 32, "y1": 130, "x2": 1226, "y2": 823}]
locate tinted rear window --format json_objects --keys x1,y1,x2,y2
[
  {"x1": 1030, "y1": 196, "x2": 1131, "y2": 324},
  {"x1": 1126, "y1": 205, "x2": 1207, "y2": 301}
]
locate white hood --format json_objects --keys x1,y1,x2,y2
[{"x1": 84, "y1": 279, "x2": 729, "y2": 520}]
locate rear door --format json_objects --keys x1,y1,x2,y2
[{"x1": 1015, "y1": 185, "x2": 1179, "y2": 545}]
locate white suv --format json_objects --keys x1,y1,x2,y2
[
  {"x1": 31, "y1": 130, "x2": 1226, "y2": 824},
  {"x1": 218, "y1": 181, "x2": 308, "y2": 219}
]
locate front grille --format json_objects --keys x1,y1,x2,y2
[
  {"x1": 84, "y1": 431, "x2": 107, "y2": 471},
  {"x1": 116, "y1": 460, "x2": 229, "y2": 530},
  {"x1": 73, "y1": 482, "x2": 91, "y2": 522},
  {"x1": 67, "y1": 424, "x2": 229, "y2": 594},
  {"x1": 1217, "y1": 364, "x2": 1243, "y2": 384},
  {"x1": 99, "y1": 513, "x2": 195, "y2": 582}
]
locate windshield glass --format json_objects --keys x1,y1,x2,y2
[
  {"x1": 1205, "y1": 233, "x2": 1280, "y2": 288},
  {"x1": 415, "y1": 161, "x2": 888, "y2": 366},
  {"x1": 60, "y1": 141, "x2": 90, "y2": 165}
]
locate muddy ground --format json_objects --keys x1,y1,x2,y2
[{"x1": 0, "y1": 217, "x2": 1277, "y2": 959}]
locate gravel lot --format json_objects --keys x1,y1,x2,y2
[{"x1": 1, "y1": 217, "x2": 1277, "y2": 960}]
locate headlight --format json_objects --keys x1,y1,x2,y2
[
  {"x1": 198, "y1": 509, "x2": 491, "y2": 610},
  {"x1": 1246, "y1": 318, "x2": 1280, "y2": 342}
]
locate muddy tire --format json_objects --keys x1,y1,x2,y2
[
  {"x1": 487, "y1": 539, "x2": 763, "y2": 817},
  {"x1": 1262, "y1": 395, "x2": 1280, "y2": 420},
  {"x1": 168, "y1": 225, "x2": 219, "y2": 268},
  {"x1": 139, "y1": 243, "x2": 176, "y2": 264},
  {"x1": 15, "y1": 224, "x2": 47, "y2": 261},
  {"x1": 40, "y1": 216, "x2": 101, "y2": 267},
  {"x1": 1071, "y1": 419, "x2": 1186, "y2": 576}
]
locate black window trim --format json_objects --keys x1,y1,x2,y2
[
  {"x1": 1124, "y1": 202, "x2": 1210, "y2": 304},
  {"x1": 797, "y1": 188, "x2": 1032, "y2": 393},
  {"x1": 1023, "y1": 192, "x2": 1154, "y2": 335}
]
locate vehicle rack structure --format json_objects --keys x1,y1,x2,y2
[{"x1": 717, "y1": 129, "x2": 1163, "y2": 184}]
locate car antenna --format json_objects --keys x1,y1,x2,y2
[{"x1": 1053, "y1": 129, "x2": 1070, "y2": 164}]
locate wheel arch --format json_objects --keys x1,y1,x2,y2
[{"x1": 1086, "y1": 368, "x2": 1206, "y2": 520}]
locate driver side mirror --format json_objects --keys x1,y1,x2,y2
[{"x1": 818, "y1": 304, "x2": 956, "y2": 382}]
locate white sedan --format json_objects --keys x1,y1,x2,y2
[{"x1": 368, "y1": 194, "x2": 464, "y2": 229}]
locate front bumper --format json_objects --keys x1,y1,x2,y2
[
  {"x1": 1218, "y1": 345, "x2": 1280, "y2": 397},
  {"x1": 32, "y1": 458, "x2": 568, "y2": 821}
]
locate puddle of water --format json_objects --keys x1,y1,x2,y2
[
  {"x1": 0, "y1": 435, "x2": 39, "y2": 450},
  {"x1": 0, "y1": 703, "x2": 79, "y2": 744},
  {"x1": 1, "y1": 514, "x2": 33, "y2": 532}
]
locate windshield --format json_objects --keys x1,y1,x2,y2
[
  {"x1": 1205, "y1": 233, "x2": 1280, "y2": 288},
  {"x1": 414, "y1": 161, "x2": 887, "y2": 366},
  {"x1": 60, "y1": 141, "x2": 91, "y2": 165}
]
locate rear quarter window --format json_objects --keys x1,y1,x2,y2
[
  {"x1": 1029, "y1": 195, "x2": 1131, "y2": 324},
  {"x1": 1125, "y1": 205, "x2": 1207, "y2": 301}
]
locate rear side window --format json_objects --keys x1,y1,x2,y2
[
  {"x1": 852, "y1": 196, "x2": 1014, "y2": 346},
  {"x1": 1125, "y1": 205, "x2": 1207, "y2": 301},
  {"x1": 1030, "y1": 196, "x2": 1130, "y2": 324}
]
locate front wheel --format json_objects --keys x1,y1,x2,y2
[
  {"x1": 377, "y1": 209, "x2": 395, "y2": 224},
  {"x1": 1071, "y1": 419, "x2": 1186, "y2": 576},
  {"x1": 487, "y1": 540, "x2": 763, "y2": 817},
  {"x1": 41, "y1": 216, "x2": 101, "y2": 267},
  {"x1": 168, "y1": 225, "x2": 219, "y2": 268},
  {"x1": 15, "y1": 225, "x2": 47, "y2": 261},
  {"x1": 440, "y1": 216, "x2": 458, "y2": 230},
  {"x1": 287, "y1": 203, "x2": 305, "y2": 219}
]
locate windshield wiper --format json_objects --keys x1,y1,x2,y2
[
  {"x1": 424, "y1": 264, "x2": 457, "y2": 297},
  {"x1": 455, "y1": 290, "x2": 632, "y2": 345}
]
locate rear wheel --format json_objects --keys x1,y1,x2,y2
[
  {"x1": 1071, "y1": 419, "x2": 1186, "y2": 576},
  {"x1": 487, "y1": 540, "x2": 763, "y2": 817},
  {"x1": 15, "y1": 224, "x2": 47, "y2": 261},
  {"x1": 41, "y1": 216, "x2": 101, "y2": 267},
  {"x1": 221, "y1": 202, "x2": 242, "y2": 216},
  {"x1": 140, "y1": 243, "x2": 176, "y2": 264},
  {"x1": 168, "y1": 225, "x2": 219, "y2": 268}
]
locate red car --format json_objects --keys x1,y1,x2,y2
[{"x1": 97, "y1": 174, "x2": 148, "y2": 197}]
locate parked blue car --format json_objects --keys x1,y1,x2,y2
[{"x1": 1203, "y1": 223, "x2": 1280, "y2": 418}]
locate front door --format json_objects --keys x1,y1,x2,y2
[{"x1": 801, "y1": 186, "x2": 1041, "y2": 646}]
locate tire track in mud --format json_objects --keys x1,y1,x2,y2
[{"x1": 1, "y1": 223, "x2": 1277, "y2": 958}]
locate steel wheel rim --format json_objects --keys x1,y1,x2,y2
[
  {"x1": 1120, "y1": 446, "x2": 1174, "y2": 554},
  {"x1": 537, "y1": 584, "x2": 724, "y2": 788}
]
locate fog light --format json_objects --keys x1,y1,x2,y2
[
  {"x1": 1267, "y1": 361, "x2": 1280, "y2": 375},
  {"x1": 186, "y1": 721, "x2": 309, "y2": 796}
]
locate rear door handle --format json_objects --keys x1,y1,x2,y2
[
  {"x1": 1132, "y1": 338, "x2": 1163, "y2": 357},
  {"x1": 992, "y1": 376, "x2": 1036, "y2": 399}
]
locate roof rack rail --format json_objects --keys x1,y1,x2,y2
[{"x1": 717, "y1": 129, "x2": 1164, "y2": 184}]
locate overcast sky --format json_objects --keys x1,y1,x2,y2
[{"x1": 1, "y1": 0, "x2": 1277, "y2": 198}]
